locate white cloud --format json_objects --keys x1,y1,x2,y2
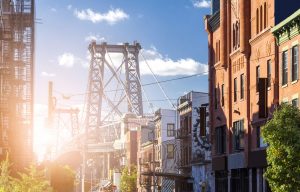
[
  {"x1": 193, "y1": 0, "x2": 211, "y2": 8},
  {"x1": 41, "y1": 72, "x2": 56, "y2": 77},
  {"x1": 85, "y1": 34, "x2": 106, "y2": 42},
  {"x1": 50, "y1": 8, "x2": 57, "y2": 12},
  {"x1": 58, "y1": 53, "x2": 75, "y2": 67},
  {"x1": 74, "y1": 8, "x2": 129, "y2": 25},
  {"x1": 139, "y1": 47, "x2": 208, "y2": 76},
  {"x1": 57, "y1": 52, "x2": 88, "y2": 68},
  {"x1": 67, "y1": 4, "x2": 72, "y2": 10},
  {"x1": 80, "y1": 46, "x2": 208, "y2": 76}
]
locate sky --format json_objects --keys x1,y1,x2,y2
[{"x1": 33, "y1": 0, "x2": 211, "y2": 159}]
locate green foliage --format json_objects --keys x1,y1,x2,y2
[
  {"x1": 0, "y1": 155, "x2": 13, "y2": 192},
  {"x1": 262, "y1": 104, "x2": 300, "y2": 192},
  {"x1": 0, "y1": 156, "x2": 52, "y2": 192},
  {"x1": 50, "y1": 163, "x2": 76, "y2": 192},
  {"x1": 12, "y1": 165, "x2": 53, "y2": 192},
  {"x1": 120, "y1": 165, "x2": 137, "y2": 192}
]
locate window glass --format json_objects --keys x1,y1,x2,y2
[
  {"x1": 292, "y1": 46, "x2": 299, "y2": 81},
  {"x1": 282, "y1": 51, "x2": 288, "y2": 85},
  {"x1": 167, "y1": 124, "x2": 175, "y2": 137},
  {"x1": 234, "y1": 78, "x2": 237, "y2": 102},
  {"x1": 167, "y1": 144, "x2": 174, "y2": 159},
  {"x1": 240, "y1": 74, "x2": 244, "y2": 99}
]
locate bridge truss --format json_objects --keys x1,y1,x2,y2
[{"x1": 85, "y1": 41, "x2": 143, "y2": 142}]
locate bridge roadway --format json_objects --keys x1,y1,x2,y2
[{"x1": 54, "y1": 121, "x2": 122, "y2": 167}]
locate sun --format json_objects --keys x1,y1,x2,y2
[{"x1": 33, "y1": 115, "x2": 57, "y2": 162}]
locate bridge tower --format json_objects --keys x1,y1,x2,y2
[{"x1": 85, "y1": 41, "x2": 143, "y2": 142}]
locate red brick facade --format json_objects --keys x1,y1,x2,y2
[{"x1": 205, "y1": 1, "x2": 300, "y2": 191}]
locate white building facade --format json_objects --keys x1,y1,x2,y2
[
  {"x1": 177, "y1": 91, "x2": 214, "y2": 192},
  {"x1": 154, "y1": 108, "x2": 179, "y2": 192}
]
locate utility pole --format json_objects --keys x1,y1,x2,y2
[
  {"x1": 151, "y1": 129, "x2": 156, "y2": 192},
  {"x1": 81, "y1": 128, "x2": 87, "y2": 192},
  {"x1": 48, "y1": 81, "x2": 54, "y2": 128}
]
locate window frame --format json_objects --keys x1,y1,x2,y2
[
  {"x1": 292, "y1": 98, "x2": 299, "y2": 107},
  {"x1": 234, "y1": 77, "x2": 237, "y2": 102},
  {"x1": 167, "y1": 123, "x2": 175, "y2": 137},
  {"x1": 166, "y1": 144, "x2": 174, "y2": 159},
  {"x1": 267, "y1": 60, "x2": 271, "y2": 88},
  {"x1": 257, "y1": 126, "x2": 267, "y2": 148},
  {"x1": 233, "y1": 119, "x2": 244, "y2": 151},
  {"x1": 216, "y1": 126, "x2": 226, "y2": 154},
  {"x1": 256, "y1": 65, "x2": 260, "y2": 92},
  {"x1": 282, "y1": 50, "x2": 288, "y2": 85},
  {"x1": 221, "y1": 84, "x2": 225, "y2": 107},
  {"x1": 214, "y1": 87, "x2": 218, "y2": 109},
  {"x1": 292, "y1": 45, "x2": 299, "y2": 82},
  {"x1": 240, "y1": 74, "x2": 244, "y2": 99}
]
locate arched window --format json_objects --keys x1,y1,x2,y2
[
  {"x1": 260, "y1": 5, "x2": 263, "y2": 31},
  {"x1": 256, "y1": 8, "x2": 259, "y2": 34},
  {"x1": 233, "y1": 24, "x2": 236, "y2": 49},
  {"x1": 264, "y1": 2, "x2": 267, "y2": 29},
  {"x1": 236, "y1": 22, "x2": 240, "y2": 47}
]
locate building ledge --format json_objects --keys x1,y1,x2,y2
[{"x1": 141, "y1": 171, "x2": 191, "y2": 180}]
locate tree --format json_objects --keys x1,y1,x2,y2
[
  {"x1": 120, "y1": 165, "x2": 137, "y2": 192},
  {"x1": 12, "y1": 165, "x2": 53, "y2": 192},
  {"x1": 0, "y1": 155, "x2": 13, "y2": 192},
  {"x1": 50, "y1": 163, "x2": 76, "y2": 192},
  {"x1": 262, "y1": 104, "x2": 300, "y2": 192}
]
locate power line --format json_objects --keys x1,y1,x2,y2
[{"x1": 53, "y1": 72, "x2": 207, "y2": 97}]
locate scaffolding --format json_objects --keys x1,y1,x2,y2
[{"x1": 0, "y1": 0, "x2": 34, "y2": 171}]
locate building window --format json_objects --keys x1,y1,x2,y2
[
  {"x1": 215, "y1": 40, "x2": 220, "y2": 63},
  {"x1": 233, "y1": 24, "x2": 236, "y2": 50},
  {"x1": 264, "y1": 2, "x2": 267, "y2": 29},
  {"x1": 256, "y1": 65, "x2": 260, "y2": 92},
  {"x1": 167, "y1": 123, "x2": 175, "y2": 137},
  {"x1": 292, "y1": 98, "x2": 299, "y2": 107},
  {"x1": 233, "y1": 120, "x2": 244, "y2": 151},
  {"x1": 257, "y1": 126, "x2": 267, "y2": 148},
  {"x1": 221, "y1": 84, "x2": 224, "y2": 107},
  {"x1": 240, "y1": 74, "x2": 244, "y2": 99},
  {"x1": 267, "y1": 60, "x2": 271, "y2": 88},
  {"x1": 216, "y1": 126, "x2": 226, "y2": 154},
  {"x1": 260, "y1": 5, "x2": 263, "y2": 32},
  {"x1": 167, "y1": 144, "x2": 174, "y2": 159},
  {"x1": 234, "y1": 78, "x2": 237, "y2": 102},
  {"x1": 282, "y1": 51, "x2": 288, "y2": 85},
  {"x1": 236, "y1": 22, "x2": 240, "y2": 48},
  {"x1": 214, "y1": 87, "x2": 218, "y2": 109},
  {"x1": 233, "y1": 22, "x2": 240, "y2": 50},
  {"x1": 256, "y1": 8, "x2": 259, "y2": 34},
  {"x1": 292, "y1": 45, "x2": 299, "y2": 82}
]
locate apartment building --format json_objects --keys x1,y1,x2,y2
[
  {"x1": 272, "y1": 9, "x2": 300, "y2": 106},
  {"x1": 137, "y1": 123, "x2": 155, "y2": 192},
  {"x1": 205, "y1": 0, "x2": 300, "y2": 191},
  {"x1": 176, "y1": 91, "x2": 212, "y2": 192},
  {"x1": 153, "y1": 108, "x2": 178, "y2": 191}
]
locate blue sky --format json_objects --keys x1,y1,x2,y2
[
  {"x1": 34, "y1": 0, "x2": 211, "y2": 137},
  {"x1": 34, "y1": 0, "x2": 211, "y2": 158}
]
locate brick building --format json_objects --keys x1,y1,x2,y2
[
  {"x1": 205, "y1": 0, "x2": 300, "y2": 191},
  {"x1": 272, "y1": 9, "x2": 300, "y2": 106}
]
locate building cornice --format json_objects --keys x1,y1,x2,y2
[
  {"x1": 207, "y1": 11, "x2": 220, "y2": 33},
  {"x1": 272, "y1": 9, "x2": 300, "y2": 45},
  {"x1": 249, "y1": 27, "x2": 272, "y2": 46}
]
